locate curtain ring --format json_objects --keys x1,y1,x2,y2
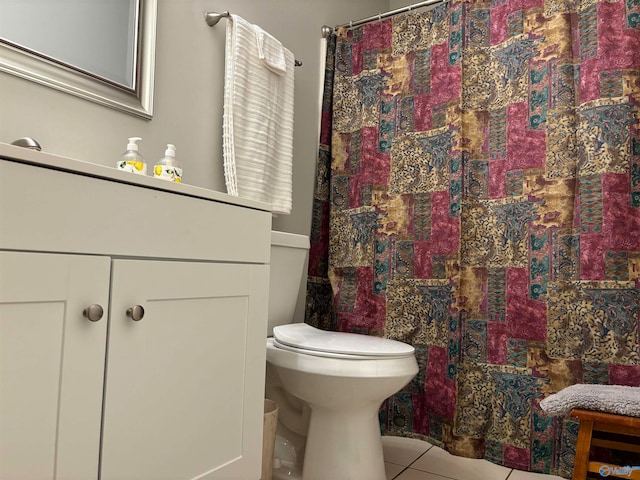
[
  {"x1": 349, "y1": 20, "x2": 353, "y2": 28},
  {"x1": 378, "y1": 13, "x2": 382, "y2": 21},
  {"x1": 408, "y1": 4, "x2": 413, "y2": 11}
]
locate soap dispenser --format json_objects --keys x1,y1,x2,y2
[
  {"x1": 117, "y1": 137, "x2": 147, "y2": 175},
  {"x1": 154, "y1": 144, "x2": 182, "y2": 183}
]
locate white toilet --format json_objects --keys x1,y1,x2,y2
[{"x1": 266, "y1": 231, "x2": 419, "y2": 480}]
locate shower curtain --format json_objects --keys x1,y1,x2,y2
[{"x1": 306, "y1": 0, "x2": 640, "y2": 476}]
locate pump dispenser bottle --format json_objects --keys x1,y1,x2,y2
[
  {"x1": 154, "y1": 144, "x2": 182, "y2": 183},
  {"x1": 117, "y1": 137, "x2": 147, "y2": 175}
]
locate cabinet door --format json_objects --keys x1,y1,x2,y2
[
  {"x1": 101, "y1": 260, "x2": 269, "y2": 480},
  {"x1": 0, "y1": 252, "x2": 110, "y2": 480}
]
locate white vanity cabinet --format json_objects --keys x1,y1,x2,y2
[
  {"x1": 0, "y1": 144, "x2": 271, "y2": 480},
  {"x1": 101, "y1": 259, "x2": 268, "y2": 480},
  {"x1": 0, "y1": 252, "x2": 110, "y2": 480}
]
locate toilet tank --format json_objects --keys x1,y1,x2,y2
[{"x1": 268, "y1": 231, "x2": 310, "y2": 336}]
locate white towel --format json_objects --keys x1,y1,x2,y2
[
  {"x1": 223, "y1": 14, "x2": 295, "y2": 214},
  {"x1": 254, "y1": 26, "x2": 287, "y2": 75}
]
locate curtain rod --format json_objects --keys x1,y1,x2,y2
[
  {"x1": 329, "y1": 0, "x2": 448, "y2": 33},
  {"x1": 204, "y1": 11, "x2": 302, "y2": 66}
]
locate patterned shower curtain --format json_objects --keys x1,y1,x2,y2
[{"x1": 306, "y1": 0, "x2": 640, "y2": 476}]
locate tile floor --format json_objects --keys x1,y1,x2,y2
[{"x1": 382, "y1": 436, "x2": 566, "y2": 480}]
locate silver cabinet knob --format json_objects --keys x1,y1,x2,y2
[
  {"x1": 126, "y1": 305, "x2": 145, "y2": 321},
  {"x1": 83, "y1": 304, "x2": 104, "y2": 322}
]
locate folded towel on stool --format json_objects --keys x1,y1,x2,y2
[{"x1": 540, "y1": 384, "x2": 640, "y2": 417}]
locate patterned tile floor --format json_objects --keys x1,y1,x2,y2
[{"x1": 383, "y1": 436, "x2": 566, "y2": 480}]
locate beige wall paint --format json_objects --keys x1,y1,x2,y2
[
  {"x1": 390, "y1": 0, "x2": 440, "y2": 11},
  {"x1": 0, "y1": 0, "x2": 389, "y2": 237}
]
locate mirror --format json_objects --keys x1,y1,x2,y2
[{"x1": 0, "y1": 0, "x2": 157, "y2": 119}]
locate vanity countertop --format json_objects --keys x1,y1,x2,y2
[
  {"x1": 0, "y1": 141, "x2": 271, "y2": 263},
  {"x1": 0, "y1": 142, "x2": 270, "y2": 211}
]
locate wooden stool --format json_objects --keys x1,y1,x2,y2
[{"x1": 570, "y1": 409, "x2": 640, "y2": 479}]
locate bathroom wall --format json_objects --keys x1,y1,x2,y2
[
  {"x1": 390, "y1": 1, "x2": 440, "y2": 11},
  {"x1": 0, "y1": 0, "x2": 389, "y2": 238},
  {"x1": 390, "y1": 0, "x2": 414, "y2": 8}
]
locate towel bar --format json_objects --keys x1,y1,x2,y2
[
  {"x1": 205, "y1": 11, "x2": 302, "y2": 66},
  {"x1": 204, "y1": 10, "x2": 230, "y2": 27}
]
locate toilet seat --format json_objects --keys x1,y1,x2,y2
[
  {"x1": 272, "y1": 323, "x2": 414, "y2": 359},
  {"x1": 267, "y1": 338, "x2": 418, "y2": 379}
]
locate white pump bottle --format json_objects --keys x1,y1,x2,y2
[
  {"x1": 154, "y1": 144, "x2": 183, "y2": 183},
  {"x1": 117, "y1": 137, "x2": 147, "y2": 175}
]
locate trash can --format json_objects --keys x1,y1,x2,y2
[{"x1": 262, "y1": 399, "x2": 279, "y2": 480}]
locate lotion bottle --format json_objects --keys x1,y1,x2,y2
[
  {"x1": 117, "y1": 137, "x2": 147, "y2": 175},
  {"x1": 154, "y1": 144, "x2": 182, "y2": 183}
]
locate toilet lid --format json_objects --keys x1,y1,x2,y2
[{"x1": 272, "y1": 323, "x2": 415, "y2": 358}]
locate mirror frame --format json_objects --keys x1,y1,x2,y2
[{"x1": 0, "y1": 0, "x2": 157, "y2": 119}]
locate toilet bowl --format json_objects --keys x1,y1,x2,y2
[{"x1": 266, "y1": 232, "x2": 418, "y2": 480}]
